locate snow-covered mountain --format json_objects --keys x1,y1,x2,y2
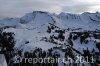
[
  {"x1": 0, "y1": 11, "x2": 100, "y2": 30},
  {"x1": 0, "y1": 11, "x2": 100, "y2": 66}
]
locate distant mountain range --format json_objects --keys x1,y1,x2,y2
[{"x1": 0, "y1": 11, "x2": 100, "y2": 66}]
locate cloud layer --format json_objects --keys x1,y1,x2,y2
[{"x1": 0, "y1": 0, "x2": 100, "y2": 18}]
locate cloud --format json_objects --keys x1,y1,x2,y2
[
  {"x1": 0, "y1": 0, "x2": 62, "y2": 18},
  {"x1": 62, "y1": 4, "x2": 100, "y2": 13},
  {"x1": 0, "y1": 0, "x2": 100, "y2": 18}
]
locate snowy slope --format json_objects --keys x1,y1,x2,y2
[
  {"x1": 0, "y1": 54, "x2": 7, "y2": 66},
  {"x1": 0, "y1": 11, "x2": 100, "y2": 66}
]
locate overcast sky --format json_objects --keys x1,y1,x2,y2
[{"x1": 0, "y1": 0, "x2": 100, "y2": 18}]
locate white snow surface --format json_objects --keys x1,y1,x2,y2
[
  {"x1": 0, "y1": 54, "x2": 7, "y2": 66},
  {"x1": 0, "y1": 11, "x2": 100, "y2": 53}
]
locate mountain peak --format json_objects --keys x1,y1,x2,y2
[
  {"x1": 32, "y1": 11, "x2": 49, "y2": 14},
  {"x1": 20, "y1": 11, "x2": 55, "y2": 24},
  {"x1": 0, "y1": 11, "x2": 100, "y2": 30}
]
